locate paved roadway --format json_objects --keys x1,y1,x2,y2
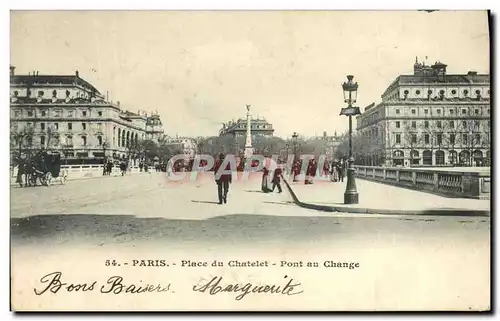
[{"x1": 10, "y1": 172, "x2": 490, "y2": 249}]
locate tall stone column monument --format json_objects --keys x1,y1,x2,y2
[{"x1": 244, "y1": 104, "x2": 254, "y2": 158}]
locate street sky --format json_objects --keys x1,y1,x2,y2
[{"x1": 10, "y1": 10, "x2": 490, "y2": 138}]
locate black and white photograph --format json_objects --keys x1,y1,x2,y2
[{"x1": 8, "y1": 9, "x2": 491, "y2": 311}]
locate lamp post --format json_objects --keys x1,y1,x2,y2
[
  {"x1": 339, "y1": 75, "x2": 361, "y2": 204},
  {"x1": 292, "y1": 132, "x2": 298, "y2": 160},
  {"x1": 102, "y1": 141, "x2": 109, "y2": 175}
]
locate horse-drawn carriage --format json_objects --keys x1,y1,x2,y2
[{"x1": 16, "y1": 151, "x2": 68, "y2": 187}]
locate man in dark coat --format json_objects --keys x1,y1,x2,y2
[
  {"x1": 214, "y1": 153, "x2": 233, "y2": 204},
  {"x1": 271, "y1": 161, "x2": 283, "y2": 193}
]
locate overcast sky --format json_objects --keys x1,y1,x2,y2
[{"x1": 10, "y1": 10, "x2": 490, "y2": 138}]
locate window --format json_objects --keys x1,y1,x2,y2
[
  {"x1": 437, "y1": 121, "x2": 442, "y2": 129},
  {"x1": 40, "y1": 136, "x2": 45, "y2": 147},
  {"x1": 449, "y1": 109, "x2": 454, "y2": 114},
  {"x1": 41, "y1": 110, "x2": 46, "y2": 117},
  {"x1": 98, "y1": 111, "x2": 103, "y2": 117},
  {"x1": 474, "y1": 120, "x2": 480, "y2": 130},
  {"x1": 462, "y1": 109, "x2": 467, "y2": 115},
  {"x1": 475, "y1": 109, "x2": 479, "y2": 115},
  {"x1": 424, "y1": 134, "x2": 430, "y2": 144},
  {"x1": 97, "y1": 136, "x2": 103, "y2": 146},
  {"x1": 68, "y1": 123, "x2": 72, "y2": 130},
  {"x1": 82, "y1": 136, "x2": 87, "y2": 146},
  {"x1": 424, "y1": 121, "x2": 429, "y2": 128},
  {"x1": 67, "y1": 110, "x2": 73, "y2": 117},
  {"x1": 411, "y1": 121, "x2": 417, "y2": 129},
  {"x1": 27, "y1": 122, "x2": 32, "y2": 127},
  {"x1": 396, "y1": 121, "x2": 400, "y2": 128},
  {"x1": 475, "y1": 90, "x2": 481, "y2": 95},
  {"x1": 411, "y1": 109, "x2": 416, "y2": 115},
  {"x1": 54, "y1": 110, "x2": 61, "y2": 117},
  {"x1": 54, "y1": 123, "x2": 59, "y2": 130},
  {"x1": 395, "y1": 134, "x2": 401, "y2": 144},
  {"x1": 41, "y1": 123, "x2": 45, "y2": 130},
  {"x1": 462, "y1": 134, "x2": 468, "y2": 144},
  {"x1": 14, "y1": 111, "x2": 20, "y2": 117},
  {"x1": 437, "y1": 109, "x2": 441, "y2": 114},
  {"x1": 66, "y1": 135, "x2": 73, "y2": 146},
  {"x1": 449, "y1": 120, "x2": 454, "y2": 128},
  {"x1": 463, "y1": 89, "x2": 469, "y2": 96},
  {"x1": 450, "y1": 134, "x2": 456, "y2": 145},
  {"x1": 97, "y1": 123, "x2": 103, "y2": 131},
  {"x1": 424, "y1": 109, "x2": 429, "y2": 114},
  {"x1": 437, "y1": 133, "x2": 443, "y2": 145},
  {"x1": 396, "y1": 109, "x2": 400, "y2": 114},
  {"x1": 428, "y1": 89, "x2": 433, "y2": 95},
  {"x1": 487, "y1": 109, "x2": 490, "y2": 114},
  {"x1": 82, "y1": 111, "x2": 87, "y2": 117},
  {"x1": 474, "y1": 134, "x2": 481, "y2": 144},
  {"x1": 462, "y1": 120, "x2": 467, "y2": 128},
  {"x1": 411, "y1": 134, "x2": 417, "y2": 144},
  {"x1": 439, "y1": 90, "x2": 445, "y2": 96},
  {"x1": 451, "y1": 89, "x2": 457, "y2": 95},
  {"x1": 416, "y1": 90, "x2": 421, "y2": 95},
  {"x1": 27, "y1": 111, "x2": 33, "y2": 117},
  {"x1": 82, "y1": 123, "x2": 87, "y2": 130}
]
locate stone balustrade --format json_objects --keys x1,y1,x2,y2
[{"x1": 354, "y1": 165, "x2": 490, "y2": 200}]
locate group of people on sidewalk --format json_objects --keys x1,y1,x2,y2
[{"x1": 290, "y1": 158, "x2": 347, "y2": 184}]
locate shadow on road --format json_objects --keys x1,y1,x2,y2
[
  {"x1": 10, "y1": 213, "x2": 357, "y2": 247},
  {"x1": 11, "y1": 212, "x2": 486, "y2": 248},
  {"x1": 190, "y1": 200, "x2": 220, "y2": 204}
]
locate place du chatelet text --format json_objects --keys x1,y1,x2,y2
[{"x1": 105, "y1": 259, "x2": 361, "y2": 269}]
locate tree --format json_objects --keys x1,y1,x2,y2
[
  {"x1": 10, "y1": 125, "x2": 35, "y2": 162},
  {"x1": 403, "y1": 121, "x2": 423, "y2": 165},
  {"x1": 459, "y1": 118, "x2": 483, "y2": 166}
]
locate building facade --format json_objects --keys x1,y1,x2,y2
[
  {"x1": 356, "y1": 59, "x2": 491, "y2": 167},
  {"x1": 163, "y1": 136, "x2": 198, "y2": 159},
  {"x1": 9, "y1": 67, "x2": 164, "y2": 164},
  {"x1": 219, "y1": 117, "x2": 275, "y2": 155}
]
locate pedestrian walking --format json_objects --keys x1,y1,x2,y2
[
  {"x1": 261, "y1": 167, "x2": 272, "y2": 193},
  {"x1": 214, "y1": 153, "x2": 233, "y2": 205},
  {"x1": 271, "y1": 162, "x2": 283, "y2": 193}
]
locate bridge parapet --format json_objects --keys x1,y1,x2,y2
[{"x1": 354, "y1": 165, "x2": 490, "y2": 200}]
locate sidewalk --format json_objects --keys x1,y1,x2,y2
[{"x1": 283, "y1": 177, "x2": 491, "y2": 217}]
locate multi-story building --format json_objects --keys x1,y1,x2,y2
[
  {"x1": 356, "y1": 59, "x2": 491, "y2": 167},
  {"x1": 9, "y1": 66, "x2": 164, "y2": 164},
  {"x1": 163, "y1": 136, "x2": 198, "y2": 158},
  {"x1": 320, "y1": 131, "x2": 344, "y2": 159},
  {"x1": 219, "y1": 117, "x2": 275, "y2": 154}
]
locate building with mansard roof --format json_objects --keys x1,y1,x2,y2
[
  {"x1": 355, "y1": 58, "x2": 490, "y2": 167},
  {"x1": 9, "y1": 66, "x2": 164, "y2": 164},
  {"x1": 218, "y1": 117, "x2": 275, "y2": 155}
]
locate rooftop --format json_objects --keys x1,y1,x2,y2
[{"x1": 10, "y1": 72, "x2": 102, "y2": 96}]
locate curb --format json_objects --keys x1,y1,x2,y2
[{"x1": 281, "y1": 177, "x2": 490, "y2": 217}]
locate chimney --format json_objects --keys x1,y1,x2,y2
[
  {"x1": 75, "y1": 70, "x2": 79, "y2": 78},
  {"x1": 10, "y1": 66, "x2": 15, "y2": 76},
  {"x1": 467, "y1": 71, "x2": 478, "y2": 76}
]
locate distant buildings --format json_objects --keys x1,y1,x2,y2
[
  {"x1": 219, "y1": 116, "x2": 275, "y2": 155},
  {"x1": 163, "y1": 136, "x2": 198, "y2": 158},
  {"x1": 356, "y1": 59, "x2": 491, "y2": 167},
  {"x1": 320, "y1": 131, "x2": 344, "y2": 159},
  {"x1": 9, "y1": 66, "x2": 164, "y2": 164}
]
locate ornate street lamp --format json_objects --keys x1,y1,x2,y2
[{"x1": 339, "y1": 75, "x2": 361, "y2": 204}]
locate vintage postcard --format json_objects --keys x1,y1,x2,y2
[{"x1": 9, "y1": 10, "x2": 491, "y2": 311}]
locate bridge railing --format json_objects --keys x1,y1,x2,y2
[
  {"x1": 10, "y1": 164, "x2": 146, "y2": 179},
  {"x1": 353, "y1": 165, "x2": 490, "y2": 200}
]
